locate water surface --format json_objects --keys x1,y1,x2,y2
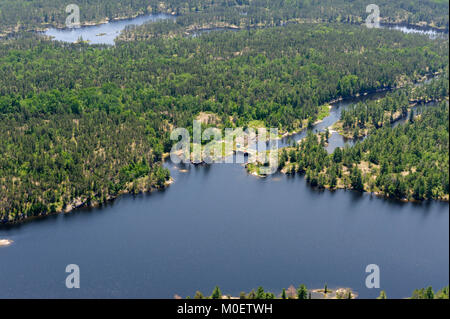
[
  {"x1": 1, "y1": 87, "x2": 448, "y2": 298},
  {"x1": 43, "y1": 13, "x2": 175, "y2": 45},
  {"x1": 0, "y1": 159, "x2": 447, "y2": 299},
  {"x1": 383, "y1": 23, "x2": 448, "y2": 39},
  {"x1": 6, "y1": 16, "x2": 448, "y2": 299},
  {"x1": 43, "y1": 14, "x2": 447, "y2": 45}
]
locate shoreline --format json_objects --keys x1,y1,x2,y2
[
  {"x1": 0, "y1": 178, "x2": 173, "y2": 226},
  {"x1": 380, "y1": 21, "x2": 449, "y2": 33},
  {"x1": 1, "y1": 75, "x2": 445, "y2": 225},
  {"x1": 317, "y1": 180, "x2": 449, "y2": 204},
  {"x1": 39, "y1": 11, "x2": 177, "y2": 32},
  {"x1": 0, "y1": 12, "x2": 177, "y2": 39},
  {"x1": 333, "y1": 98, "x2": 445, "y2": 139},
  {"x1": 248, "y1": 74, "x2": 448, "y2": 203},
  {"x1": 273, "y1": 71, "x2": 441, "y2": 141},
  {"x1": 2, "y1": 15, "x2": 447, "y2": 41},
  {"x1": 277, "y1": 163, "x2": 449, "y2": 203},
  {"x1": 185, "y1": 286, "x2": 358, "y2": 299}
]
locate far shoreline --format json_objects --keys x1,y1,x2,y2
[{"x1": 0, "y1": 178, "x2": 173, "y2": 226}]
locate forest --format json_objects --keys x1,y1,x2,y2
[
  {"x1": 337, "y1": 74, "x2": 449, "y2": 138},
  {"x1": 0, "y1": 0, "x2": 448, "y2": 37},
  {"x1": 278, "y1": 93, "x2": 449, "y2": 201},
  {"x1": 0, "y1": 17, "x2": 449, "y2": 222}
]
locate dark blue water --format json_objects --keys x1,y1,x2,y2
[
  {"x1": 3, "y1": 17, "x2": 448, "y2": 299},
  {"x1": 1, "y1": 80, "x2": 448, "y2": 299},
  {"x1": 0, "y1": 155, "x2": 448, "y2": 299}
]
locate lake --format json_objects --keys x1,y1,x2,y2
[
  {"x1": 382, "y1": 23, "x2": 448, "y2": 40},
  {"x1": 0, "y1": 90, "x2": 448, "y2": 299},
  {"x1": 3, "y1": 15, "x2": 448, "y2": 299},
  {"x1": 43, "y1": 13, "x2": 175, "y2": 45},
  {"x1": 42, "y1": 14, "x2": 447, "y2": 45},
  {"x1": 0, "y1": 158, "x2": 448, "y2": 299}
]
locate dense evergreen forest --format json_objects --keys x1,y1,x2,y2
[
  {"x1": 0, "y1": 0, "x2": 448, "y2": 37},
  {"x1": 119, "y1": 0, "x2": 450, "y2": 41},
  {"x1": 278, "y1": 95, "x2": 449, "y2": 201},
  {"x1": 0, "y1": 8, "x2": 449, "y2": 222},
  {"x1": 336, "y1": 74, "x2": 449, "y2": 138}
]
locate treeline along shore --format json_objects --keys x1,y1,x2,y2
[
  {"x1": 1, "y1": 0, "x2": 449, "y2": 38},
  {"x1": 1, "y1": 9, "x2": 448, "y2": 223}
]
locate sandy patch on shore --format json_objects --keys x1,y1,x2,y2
[
  {"x1": 0, "y1": 239, "x2": 13, "y2": 247},
  {"x1": 196, "y1": 112, "x2": 220, "y2": 125}
]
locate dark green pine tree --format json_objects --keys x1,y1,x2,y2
[
  {"x1": 425, "y1": 286, "x2": 435, "y2": 299},
  {"x1": 297, "y1": 284, "x2": 308, "y2": 300},
  {"x1": 351, "y1": 166, "x2": 364, "y2": 191},
  {"x1": 256, "y1": 286, "x2": 266, "y2": 299},
  {"x1": 211, "y1": 286, "x2": 222, "y2": 299}
]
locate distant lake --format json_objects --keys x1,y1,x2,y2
[
  {"x1": 382, "y1": 23, "x2": 448, "y2": 39},
  {"x1": 43, "y1": 13, "x2": 175, "y2": 45},
  {"x1": 42, "y1": 14, "x2": 447, "y2": 46}
]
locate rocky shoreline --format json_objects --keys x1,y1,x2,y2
[{"x1": 1, "y1": 178, "x2": 173, "y2": 226}]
